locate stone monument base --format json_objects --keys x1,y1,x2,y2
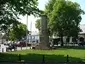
[{"x1": 35, "y1": 43, "x2": 50, "y2": 50}]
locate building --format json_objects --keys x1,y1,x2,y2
[
  {"x1": 79, "y1": 24, "x2": 85, "y2": 41},
  {"x1": 27, "y1": 31, "x2": 39, "y2": 43},
  {"x1": 0, "y1": 34, "x2": 8, "y2": 52}
]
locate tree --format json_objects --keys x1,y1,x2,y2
[
  {"x1": 0, "y1": 0, "x2": 39, "y2": 34},
  {"x1": 35, "y1": 19, "x2": 41, "y2": 31},
  {"x1": 45, "y1": 0, "x2": 84, "y2": 46},
  {"x1": 8, "y1": 22, "x2": 28, "y2": 41},
  {"x1": 44, "y1": 0, "x2": 58, "y2": 36},
  {"x1": 0, "y1": 0, "x2": 39, "y2": 15}
]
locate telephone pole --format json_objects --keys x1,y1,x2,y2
[{"x1": 26, "y1": 14, "x2": 28, "y2": 49}]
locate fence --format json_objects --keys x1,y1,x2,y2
[
  {"x1": 0, "y1": 54, "x2": 85, "y2": 64},
  {"x1": 0, "y1": 61, "x2": 84, "y2": 64}
]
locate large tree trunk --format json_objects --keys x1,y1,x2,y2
[
  {"x1": 61, "y1": 36, "x2": 64, "y2": 46},
  {"x1": 66, "y1": 36, "x2": 70, "y2": 46}
]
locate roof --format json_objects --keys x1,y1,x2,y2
[{"x1": 79, "y1": 24, "x2": 85, "y2": 34}]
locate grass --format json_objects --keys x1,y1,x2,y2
[{"x1": 0, "y1": 48, "x2": 85, "y2": 62}]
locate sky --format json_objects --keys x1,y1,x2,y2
[
  {"x1": 19, "y1": 0, "x2": 85, "y2": 32},
  {"x1": 72, "y1": 0, "x2": 85, "y2": 24}
]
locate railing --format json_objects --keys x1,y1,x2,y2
[
  {"x1": 0, "y1": 61, "x2": 85, "y2": 64},
  {"x1": 0, "y1": 54, "x2": 85, "y2": 64}
]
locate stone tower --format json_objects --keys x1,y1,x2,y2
[{"x1": 35, "y1": 15, "x2": 49, "y2": 49}]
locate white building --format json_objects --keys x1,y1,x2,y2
[
  {"x1": 79, "y1": 24, "x2": 85, "y2": 41},
  {"x1": 27, "y1": 31, "x2": 40, "y2": 43},
  {"x1": 0, "y1": 44, "x2": 8, "y2": 52}
]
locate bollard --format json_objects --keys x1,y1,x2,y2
[
  {"x1": 42, "y1": 55, "x2": 45, "y2": 64},
  {"x1": 66, "y1": 55, "x2": 69, "y2": 62},
  {"x1": 0, "y1": 53, "x2": 1, "y2": 59},
  {"x1": 18, "y1": 54, "x2": 21, "y2": 61}
]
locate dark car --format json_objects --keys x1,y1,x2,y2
[
  {"x1": 79, "y1": 42, "x2": 85, "y2": 46},
  {"x1": 52, "y1": 38, "x2": 60, "y2": 45},
  {"x1": 7, "y1": 43, "x2": 17, "y2": 51},
  {"x1": 16, "y1": 41, "x2": 31, "y2": 47},
  {"x1": 50, "y1": 38, "x2": 60, "y2": 48},
  {"x1": 78, "y1": 37, "x2": 85, "y2": 46}
]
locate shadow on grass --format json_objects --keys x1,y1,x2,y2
[
  {"x1": 55, "y1": 46, "x2": 85, "y2": 50},
  {"x1": 0, "y1": 53, "x2": 84, "y2": 62}
]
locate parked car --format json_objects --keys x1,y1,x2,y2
[
  {"x1": 78, "y1": 42, "x2": 85, "y2": 46},
  {"x1": 78, "y1": 37, "x2": 85, "y2": 46},
  {"x1": 7, "y1": 43, "x2": 17, "y2": 51},
  {"x1": 16, "y1": 41, "x2": 31, "y2": 47}
]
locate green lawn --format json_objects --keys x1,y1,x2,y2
[{"x1": 0, "y1": 48, "x2": 85, "y2": 62}]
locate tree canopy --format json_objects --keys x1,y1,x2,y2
[
  {"x1": 46, "y1": 0, "x2": 84, "y2": 46},
  {"x1": 35, "y1": 0, "x2": 85, "y2": 46},
  {"x1": 0, "y1": 0, "x2": 39, "y2": 15},
  {"x1": 45, "y1": 0, "x2": 84, "y2": 36},
  {"x1": 8, "y1": 22, "x2": 28, "y2": 41},
  {"x1": 0, "y1": 0, "x2": 40, "y2": 41},
  {"x1": 0, "y1": 0, "x2": 39, "y2": 34},
  {"x1": 35, "y1": 19, "x2": 41, "y2": 31}
]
